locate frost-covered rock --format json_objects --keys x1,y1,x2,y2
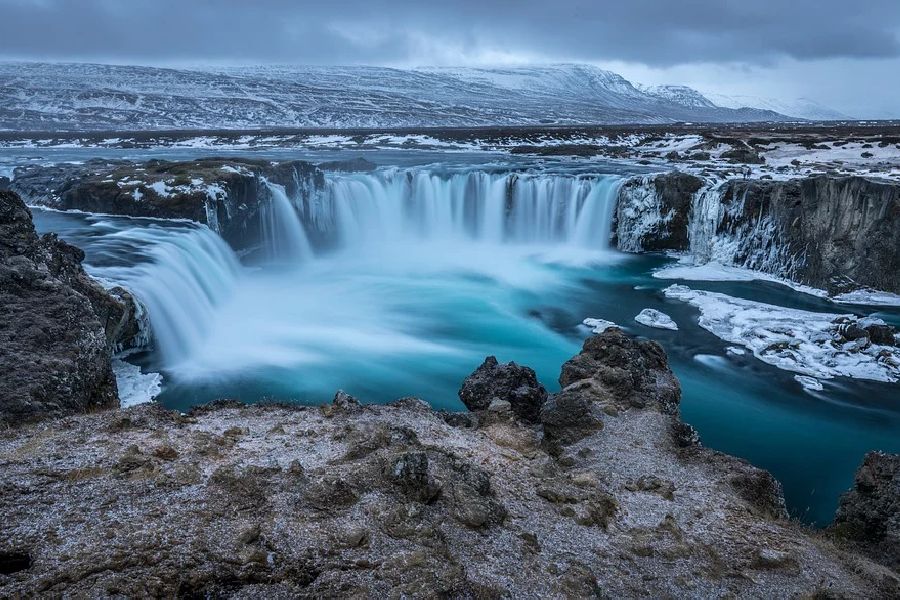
[
  {"x1": 664, "y1": 284, "x2": 900, "y2": 383},
  {"x1": 0, "y1": 191, "x2": 138, "y2": 424},
  {"x1": 634, "y1": 308, "x2": 678, "y2": 330}
]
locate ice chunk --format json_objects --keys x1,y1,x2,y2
[
  {"x1": 634, "y1": 308, "x2": 678, "y2": 330},
  {"x1": 794, "y1": 375, "x2": 824, "y2": 392},
  {"x1": 833, "y1": 289, "x2": 900, "y2": 307},
  {"x1": 663, "y1": 284, "x2": 900, "y2": 383},
  {"x1": 583, "y1": 318, "x2": 618, "y2": 333}
]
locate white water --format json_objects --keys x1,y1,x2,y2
[
  {"x1": 298, "y1": 170, "x2": 622, "y2": 251},
  {"x1": 80, "y1": 170, "x2": 624, "y2": 392},
  {"x1": 96, "y1": 224, "x2": 241, "y2": 366},
  {"x1": 260, "y1": 181, "x2": 313, "y2": 263}
]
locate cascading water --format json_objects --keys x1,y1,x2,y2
[
  {"x1": 40, "y1": 170, "x2": 624, "y2": 398},
  {"x1": 260, "y1": 181, "x2": 314, "y2": 263},
  {"x1": 304, "y1": 170, "x2": 622, "y2": 251},
  {"x1": 89, "y1": 222, "x2": 243, "y2": 367}
]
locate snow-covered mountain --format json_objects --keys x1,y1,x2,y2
[
  {"x1": 704, "y1": 93, "x2": 852, "y2": 121},
  {"x1": 639, "y1": 85, "x2": 718, "y2": 109},
  {"x1": 0, "y1": 62, "x2": 794, "y2": 131}
]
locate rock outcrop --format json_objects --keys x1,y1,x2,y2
[
  {"x1": 614, "y1": 172, "x2": 704, "y2": 252},
  {"x1": 10, "y1": 159, "x2": 324, "y2": 251},
  {"x1": 0, "y1": 191, "x2": 137, "y2": 425},
  {"x1": 714, "y1": 175, "x2": 900, "y2": 293},
  {"x1": 617, "y1": 173, "x2": 900, "y2": 294},
  {"x1": 1, "y1": 329, "x2": 897, "y2": 597},
  {"x1": 834, "y1": 451, "x2": 900, "y2": 570},
  {"x1": 458, "y1": 356, "x2": 548, "y2": 423}
]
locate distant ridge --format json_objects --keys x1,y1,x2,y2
[{"x1": 0, "y1": 62, "x2": 798, "y2": 131}]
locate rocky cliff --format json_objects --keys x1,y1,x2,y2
[
  {"x1": 10, "y1": 159, "x2": 324, "y2": 252},
  {"x1": 616, "y1": 173, "x2": 900, "y2": 294},
  {"x1": 0, "y1": 191, "x2": 139, "y2": 425},
  {"x1": 0, "y1": 329, "x2": 897, "y2": 597},
  {"x1": 834, "y1": 452, "x2": 900, "y2": 570}
]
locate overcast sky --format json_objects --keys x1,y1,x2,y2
[{"x1": 1, "y1": 0, "x2": 899, "y2": 117}]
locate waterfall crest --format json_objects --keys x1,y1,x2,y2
[{"x1": 299, "y1": 170, "x2": 623, "y2": 252}]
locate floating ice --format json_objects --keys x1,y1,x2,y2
[
  {"x1": 833, "y1": 289, "x2": 900, "y2": 307},
  {"x1": 653, "y1": 259, "x2": 827, "y2": 298},
  {"x1": 664, "y1": 284, "x2": 900, "y2": 383},
  {"x1": 794, "y1": 375, "x2": 824, "y2": 392},
  {"x1": 583, "y1": 318, "x2": 619, "y2": 333},
  {"x1": 634, "y1": 308, "x2": 678, "y2": 330}
]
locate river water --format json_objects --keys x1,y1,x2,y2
[{"x1": 14, "y1": 146, "x2": 900, "y2": 526}]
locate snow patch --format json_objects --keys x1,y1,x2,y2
[
  {"x1": 833, "y1": 289, "x2": 900, "y2": 307},
  {"x1": 653, "y1": 258, "x2": 828, "y2": 298}
]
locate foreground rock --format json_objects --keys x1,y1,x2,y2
[
  {"x1": 1, "y1": 330, "x2": 896, "y2": 597},
  {"x1": 834, "y1": 452, "x2": 900, "y2": 570},
  {"x1": 10, "y1": 158, "x2": 324, "y2": 251},
  {"x1": 0, "y1": 191, "x2": 138, "y2": 425}
]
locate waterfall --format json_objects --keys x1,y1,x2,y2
[
  {"x1": 296, "y1": 170, "x2": 623, "y2": 252},
  {"x1": 95, "y1": 223, "x2": 242, "y2": 367},
  {"x1": 260, "y1": 181, "x2": 314, "y2": 262},
  {"x1": 78, "y1": 169, "x2": 624, "y2": 375}
]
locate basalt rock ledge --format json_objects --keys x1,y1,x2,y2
[{"x1": 1, "y1": 328, "x2": 898, "y2": 597}]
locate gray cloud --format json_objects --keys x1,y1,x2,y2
[{"x1": 0, "y1": 0, "x2": 898, "y2": 66}]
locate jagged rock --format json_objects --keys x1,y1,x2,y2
[
  {"x1": 833, "y1": 451, "x2": 900, "y2": 569},
  {"x1": 671, "y1": 421, "x2": 701, "y2": 447},
  {"x1": 729, "y1": 469, "x2": 789, "y2": 520},
  {"x1": 559, "y1": 328, "x2": 681, "y2": 414},
  {"x1": 0, "y1": 191, "x2": 139, "y2": 425},
  {"x1": 459, "y1": 356, "x2": 548, "y2": 423},
  {"x1": 0, "y1": 337, "x2": 897, "y2": 597},
  {"x1": 861, "y1": 320, "x2": 897, "y2": 346},
  {"x1": 385, "y1": 451, "x2": 440, "y2": 502},
  {"x1": 540, "y1": 388, "x2": 603, "y2": 446},
  {"x1": 619, "y1": 173, "x2": 900, "y2": 295},
  {"x1": 715, "y1": 176, "x2": 900, "y2": 294},
  {"x1": 615, "y1": 172, "x2": 704, "y2": 252}
]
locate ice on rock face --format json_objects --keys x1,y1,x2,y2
[
  {"x1": 634, "y1": 309, "x2": 678, "y2": 330},
  {"x1": 583, "y1": 318, "x2": 619, "y2": 333},
  {"x1": 663, "y1": 284, "x2": 900, "y2": 383}
]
